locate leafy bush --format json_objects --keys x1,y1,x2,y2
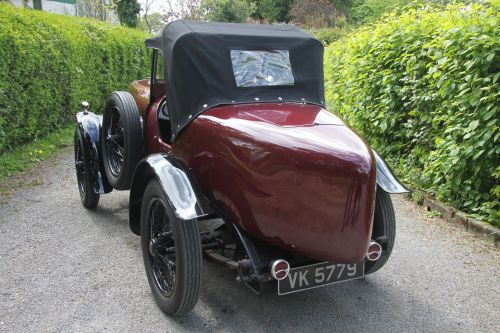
[
  {"x1": 351, "y1": 0, "x2": 476, "y2": 25},
  {"x1": 309, "y1": 27, "x2": 349, "y2": 45},
  {"x1": 325, "y1": 1, "x2": 499, "y2": 225},
  {"x1": 0, "y1": 4, "x2": 150, "y2": 154}
]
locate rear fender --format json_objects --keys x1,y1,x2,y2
[
  {"x1": 76, "y1": 111, "x2": 112, "y2": 194},
  {"x1": 372, "y1": 150, "x2": 409, "y2": 194},
  {"x1": 129, "y1": 154, "x2": 211, "y2": 235}
]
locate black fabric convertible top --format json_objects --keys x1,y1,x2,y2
[{"x1": 145, "y1": 20, "x2": 325, "y2": 141}]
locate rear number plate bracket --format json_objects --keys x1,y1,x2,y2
[{"x1": 278, "y1": 261, "x2": 364, "y2": 295}]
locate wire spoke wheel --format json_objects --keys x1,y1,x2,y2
[
  {"x1": 102, "y1": 91, "x2": 144, "y2": 191},
  {"x1": 141, "y1": 179, "x2": 202, "y2": 315},
  {"x1": 105, "y1": 107, "x2": 125, "y2": 177},
  {"x1": 148, "y1": 199, "x2": 177, "y2": 296},
  {"x1": 73, "y1": 129, "x2": 99, "y2": 208},
  {"x1": 74, "y1": 137, "x2": 86, "y2": 196}
]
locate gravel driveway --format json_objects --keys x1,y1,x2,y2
[{"x1": 0, "y1": 148, "x2": 498, "y2": 332}]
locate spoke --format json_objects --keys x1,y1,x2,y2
[
  {"x1": 108, "y1": 134, "x2": 123, "y2": 143},
  {"x1": 106, "y1": 108, "x2": 126, "y2": 176},
  {"x1": 155, "y1": 231, "x2": 174, "y2": 245},
  {"x1": 114, "y1": 147, "x2": 124, "y2": 159},
  {"x1": 149, "y1": 237, "x2": 175, "y2": 257},
  {"x1": 106, "y1": 134, "x2": 124, "y2": 175},
  {"x1": 164, "y1": 246, "x2": 176, "y2": 255},
  {"x1": 158, "y1": 253, "x2": 176, "y2": 267},
  {"x1": 107, "y1": 136, "x2": 124, "y2": 156},
  {"x1": 148, "y1": 198, "x2": 176, "y2": 296}
]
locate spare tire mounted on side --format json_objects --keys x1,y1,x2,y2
[{"x1": 102, "y1": 91, "x2": 144, "y2": 190}]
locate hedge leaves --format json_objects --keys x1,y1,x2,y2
[
  {"x1": 325, "y1": 1, "x2": 499, "y2": 225},
  {"x1": 0, "y1": 4, "x2": 150, "y2": 154}
]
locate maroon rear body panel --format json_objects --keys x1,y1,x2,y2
[{"x1": 157, "y1": 103, "x2": 377, "y2": 264}]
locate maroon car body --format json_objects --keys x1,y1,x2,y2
[
  {"x1": 144, "y1": 96, "x2": 376, "y2": 263},
  {"x1": 74, "y1": 20, "x2": 407, "y2": 315}
]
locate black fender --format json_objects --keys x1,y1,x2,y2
[
  {"x1": 75, "y1": 111, "x2": 113, "y2": 194},
  {"x1": 129, "y1": 154, "x2": 212, "y2": 235},
  {"x1": 372, "y1": 150, "x2": 409, "y2": 194}
]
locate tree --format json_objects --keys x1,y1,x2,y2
[
  {"x1": 76, "y1": 0, "x2": 112, "y2": 21},
  {"x1": 291, "y1": 0, "x2": 341, "y2": 28},
  {"x1": 200, "y1": 0, "x2": 253, "y2": 23},
  {"x1": 163, "y1": 0, "x2": 202, "y2": 21},
  {"x1": 331, "y1": 0, "x2": 353, "y2": 20},
  {"x1": 142, "y1": 0, "x2": 157, "y2": 33},
  {"x1": 251, "y1": 0, "x2": 293, "y2": 23},
  {"x1": 116, "y1": 0, "x2": 141, "y2": 27},
  {"x1": 139, "y1": 12, "x2": 165, "y2": 33}
]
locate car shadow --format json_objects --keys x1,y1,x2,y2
[
  {"x1": 74, "y1": 194, "x2": 451, "y2": 332},
  {"x1": 154, "y1": 260, "x2": 436, "y2": 332},
  {"x1": 84, "y1": 193, "x2": 131, "y2": 228},
  {"x1": 171, "y1": 258, "x2": 451, "y2": 332}
]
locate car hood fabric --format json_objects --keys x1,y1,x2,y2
[{"x1": 145, "y1": 20, "x2": 325, "y2": 141}]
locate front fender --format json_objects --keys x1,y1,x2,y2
[
  {"x1": 76, "y1": 111, "x2": 112, "y2": 194},
  {"x1": 129, "y1": 154, "x2": 211, "y2": 235},
  {"x1": 372, "y1": 150, "x2": 409, "y2": 194}
]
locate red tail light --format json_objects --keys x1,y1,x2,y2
[
  {"x1": 367, "y1": 241, "x2": 382, "y2": 261},
  {"x1": 271, "y1": 259, "x2": 290, "y2": 280}
]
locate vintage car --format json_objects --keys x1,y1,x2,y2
[{"x1": 74, "y1": 20, "x2": 408, "y2": 315}]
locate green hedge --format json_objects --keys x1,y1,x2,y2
[
  {"x1": 0, "y1": 4, "x2": 150, "y2": 154},
  {"x1": 325, "y1": 1, "x2": 499, "y2": 225},
  {"x1": 309, "y1": 27, "x2": 350, "y2": 46}
]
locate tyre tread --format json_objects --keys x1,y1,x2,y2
[
  {"x1": 75, "y1": 129, "x2": 100, "y2": 209},
  {"x1": 102, "y1": 91, "x2": 144, "y2": 190},
  {"x1": 175, "y1": 220, "x2": 202, "y2": 315},
  {"x1": 141, "y1": 180, "x2": 202, "y2": 316}
]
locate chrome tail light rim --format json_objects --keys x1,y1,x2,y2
[
  {"x1": 271, "y1": 259, "x2": 290, "y2": 281},
  {"x1": 367, "y1": 241, "x2": 382, "y2": 262}
]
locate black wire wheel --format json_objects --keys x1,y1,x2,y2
[
  {"x1": 365, "y1": 186, "x2": 396, "y2": 275},
  {"x1": 102, "y1": 91, "x2": 143, "y2": 190},
  {"x1": 105, "y1": 107, "x2": 124, "y2": 177},
  {"x1": 74, "y1": 129, "x2": 99, "y2": 209},
  {"x1": 141, "y1": 179, "x2": 202, "y2": 315}
]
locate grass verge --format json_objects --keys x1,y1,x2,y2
[{"x1": 0, "y1": 126, "x2": 74, "y2": 185}]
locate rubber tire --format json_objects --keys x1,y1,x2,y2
[
  {"x1": 74, "y1": 129, "x2": 100, "y2": 209},
  {"x1": 102, "y1": 91, "x2": 143, "y2": 190},
  {"x1": 141, "y1": 179, "x2": 202, "y2": 315},
  {"x1": 365, "y1": 186, "x2": 396, "y2": 275}
]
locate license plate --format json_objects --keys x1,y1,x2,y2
[{"x1": 278, "y1": 261, "x2": 364, "y2": 295}]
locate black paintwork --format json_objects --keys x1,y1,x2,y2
[{"x1": 75, "y1": 111, "x2": 113, "y2": 194}]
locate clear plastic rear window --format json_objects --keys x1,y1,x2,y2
[{"x1": 230, "y1": 50, "x2": 294, "y2": 87}]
